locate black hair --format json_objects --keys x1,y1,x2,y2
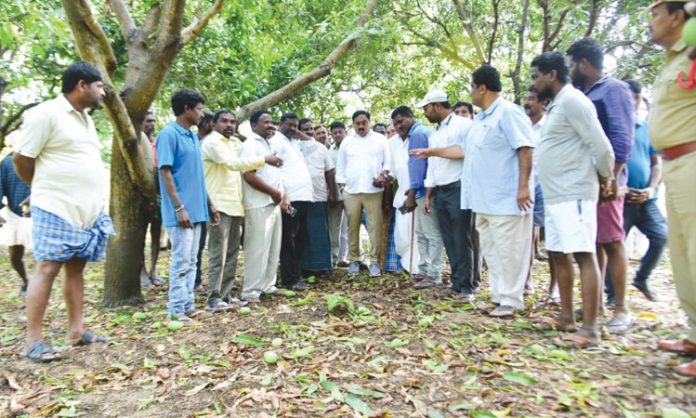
[
  {"x1": 471, "y1": 64, "x2": 502, "y2": 92},
  {"x1": 391, "y1": 105, "x2": 414, "y2": 119},
  {"x1": 567, "y1": 38, "x2": 604, "y2": 70},
  {"x1": 171, "y1": 88, "x2": 206, "y2": 116},
  {"x1": 373, "y1": 123, "x2": 387, "y2": 131},
  {"x1": 314, "y1": 124, "x2": 326, "y2": 130},
  {"x1": 200, "y1": 111, "x2": 214, "y2": 125},
  {"x1": 352, "y1": 110, "x2": 370, "y2": 122},
  {"x1": 145, "y1": 110, "x2": 154, "y2": 116},
  {"x1": 213, "y1": 109, "x2": 235, "y2": 123},
  {"x1": 666, "y1": 2, "x2": 688, "y2": 15},
  {"x1": 531, "y1": 51, "x2": 569, "y2": 84},
  {"x1": 298, "y1": 118, "x2": 313, "y2": 129},
  {"x1": 250, "y1": 109, "x2": 271, "y2": 125},
  {"x1": 624, "y1": 79, "x2": 642, "y2": 94},
  {"x1": 452, "y1": 101, "x2": 473, "y2": 114},
  {"x1": 61, "y1": 62, "x2": 103, "y2": 94},
  {"x1": 329, "y1": 121, "x2": 346, "y2": 131},
  {"x1": 280, "y1": 112, "x2": 299, "y2": 123}
]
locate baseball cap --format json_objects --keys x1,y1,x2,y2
[
  {"x1": 415, "y1": 89, "x2": 448, "y2": 108},
  {"x1": 648, "y1": 0, "x2": 686, "y2": 10}
]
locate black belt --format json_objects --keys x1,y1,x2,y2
[{"x1": 437, "y1": 180, "x2": 461, "y2": 191}]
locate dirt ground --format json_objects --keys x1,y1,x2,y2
[{"x1": 0, "y1": 247, "x2": 694, "y2": 417}]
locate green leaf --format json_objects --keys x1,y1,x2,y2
[
  {"x1": 344, "y1": 394, "x2": 373, "y2": 416},
  {"x1": 470, "y1": 411, "x2": 496, "y2": 418},
  {"x1": 344, "y1": 383, "x2": 385, "y2": 398},
  {"x1": 502, "y1": 371, "x2": 536, "y2": 386},
  {"x1": 387, "y1": 338, "x2": 408, "y2": 348},
  {"x1": 231, "y1": 334, "x2": 266, "y2": 346},
  {"x1": 427, "y1": 410, "x2": 445, "y2": 418},
  {"x1": 57, "y1": 406, "x2": 84, "y2": 417},
  {"x1": 661, "y1": 407, "x2": 691, "y2": 418},
  {"x1": 291, "y1": 345, "x2": 315, "y2": 359}
]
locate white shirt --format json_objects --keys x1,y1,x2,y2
[
  {"x1": 424, "y1": 113, "x2": 471, "y2": 188},
  {"x1": 329, "y1": 145, "x2": 344, "y2": 201},
  {"x1": 15, "y1": 95, "x2": 106, "y2": 228},
  {"x1": 240, "y1": 132, "x2": 283, "y2": 210},
  {"x1": 390, "y1": 136, "x2": 410, "y2": 208},
  {"x1": 269, "y1": 132, "x2": 313, "y2": 202},
  {"x1": 336, "y1": 131, "x2": 391, "y2": 194},
  {"x1": 296, "y1": 139, "x2": 334, "y2": 202}
]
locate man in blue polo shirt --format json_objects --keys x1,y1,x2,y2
[{"x1": 157, "y1": 89, "x2": 220, "y2": 323}]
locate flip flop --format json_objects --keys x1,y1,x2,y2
[
  {"x1": 71, "y1": 330, "x2": 108, "y2": 346},
  {"x1": 536, "y1": 318, "x2": 577, "y2": 333},
  {"x1": 606, "y1": 315, "x2": 634, "y2": 335},
  {"x1": 558, "y1": 333, "x2": 600, "y2": 349},
  {"x1": 25, "y1": 341, "x2": 62, "y2": 363}
]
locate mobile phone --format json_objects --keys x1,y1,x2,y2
[
  {"x1": 287, "y1": 206, "x2": 298, "y2": 217},
  {"x1": 398, "y1": 202, "x2": 415, "y2": 214}
]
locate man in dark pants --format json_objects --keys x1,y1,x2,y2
[
  {"x1": 606, "y1": 80, "x2": 667, "y2": 303},
  {"x1": 413, "y1": 90, "x2": 478, "y2": 302},
  {"x1": 194, "y1": 111, "x2": 214, "y2": 293},
  {"x1": 270, "y1": 113, "x2": 314, "y2": 290}
]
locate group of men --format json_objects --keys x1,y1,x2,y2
[{"x1": 11, "y1": 0, "x2": 696, "y2": 377}]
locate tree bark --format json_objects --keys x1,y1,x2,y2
[{"x1": 511, "y1": 0, "x2": 530, "y2": 104}]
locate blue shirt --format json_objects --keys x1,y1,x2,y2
[
  {"x1": 0, "y1": 154, "x2": 31, "y2": 216},
  {"x1": 156, "y1": 122, "x2": 209, "y2": 227},
  {"x1": 627, "y1": 121, "x2": 657, "y2": 193},
  {"x1": 407, "y1": 121, "x2": 432, "y2": 199},
  {"x1": 461, "y1": 97, "x2": 535, "y2": 216},
  {"x1": 585, "y1": 76, "x2": 635, "y2": 186}
]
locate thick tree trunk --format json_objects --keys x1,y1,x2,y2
[{"x1": 103, "y1": 135, "x2": 147, "y2": 307}]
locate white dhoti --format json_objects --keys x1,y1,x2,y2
[
  {"x1": 394, "y1": 209, "x2": 419, "y2": 274},
  {"x1": 0, "y1": 208, "x2": 33, "y2": 250}
]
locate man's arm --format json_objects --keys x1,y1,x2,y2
[
  {"x1": 13, "y1": 154, "x2": 35, "y2": 186},
  {"x1": 410, "y1": 145, "x2": 464, "y2": 160},
  {"x1": 325, "y1": 169, "x2": 337, "y2": 206},
  {"x1": 406, "y1": 128, "x2": 430, "y2": 212},
  {"x1": 628, "y1": 153, "x2": 662, "y2": 204},
  {"x1": 242, "y1": 170, "x2": 283, "y2": 204},
  {"x1": 207, "y1": 195, "x2": 220, "y2": 226},
  {"x1": 160, "y1": 166, "x2": 192, "y2": 229},
  {"x1": 516, "y1": 147, "x2": 534, "y2": 211}
]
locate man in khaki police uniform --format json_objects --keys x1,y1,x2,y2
[{"x1": 648, "y1": 0, "x2": 696, "y2": 377}]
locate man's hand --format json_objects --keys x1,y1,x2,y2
[
  {"x1": 209, "y1": 205, "x2": 220, "y2": 226},
  {"x1": 410, "y1": 148, "x2": 432, "y2": 159},
  {"x1": 327, "y1": 192, "x2": 336, "y2": 208},
  {"x1": 599, "y1": 176, "x2": 618, "y2": 201},
  {"x1": 626, "y1": 187, "x2": 652, "y2": 204},
  {"x1": 176, "y1": 208, "x2": 193, "y2": 229},
  {"x1": 271, "y1": 189, "x2": 284, "y2": 205},
  {"x1": 281, "y1": 198, "x2": 291, "y2": 213},
  {"x1": 517, "y1": 187, "x2": 533, "y2": 211},
  {"x1": 423, "y1": 196, "x2": 432, "y2": 215},
  {"x1": 404, "y1": 190, "x2": 417, "y2": 213},
  {"x1": 265, "y1": 154, "x2": 283, "y2": 167}
]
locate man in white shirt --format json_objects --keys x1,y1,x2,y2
[
  {"x1": 328, "y1": 122, "x2": 349, "y2": 267},
  {"x1": 270, "y1": 113, "x2": 314, "y2": 290},
  {"x1": 336, "y1": 111, "x2": 391, "y2": 277},
  {"x1": 240, "y1": 110, "x2": 289, "y2": 303},
  {"x1": 14, "y1": 62, "x2": 113, "y2": 362}
]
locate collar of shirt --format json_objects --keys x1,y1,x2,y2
[
  {"x1": 56, "y1": 94, "x2": 91, "y2": 126},
  {"x1": 585, "y1": 75, "x2": 610, "y2": 95},
  {"x1": 534, "y1": 114, "x2": 546, "y2": 128},
  {"x1": 475, "y1": 96, "x2": 504, "y2": 120},
  {"x1": 408, "y1": 121, "x2": 424, "y2": 136},
  {"x1": 437, "y1": 113, "x2": 454, "y2": 130},
  {"x1": 548, "y1": 84, "x2": 573, "y2": 112}
]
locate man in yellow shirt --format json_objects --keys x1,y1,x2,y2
[
  {"x1": 648, "y1": 0, "x2": 696, "y2": 377},
  {"x1": 201, "y1": 109, "x2": 282, "y2": 311}
]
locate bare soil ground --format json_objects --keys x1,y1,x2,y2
[{"x1": 0, "y1": 249, "x2": 694, "y2": 417}]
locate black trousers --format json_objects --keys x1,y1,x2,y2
[{"x1": 280, "y1": 201, "x2": 309, "y2": 286}]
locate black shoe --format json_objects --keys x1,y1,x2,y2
[
  {"x1": 632, "y1": 280, "x2": 657, "y2": 302},
  {"x1": 286, "y1": 281, "x2": 310, "y2": 291}
]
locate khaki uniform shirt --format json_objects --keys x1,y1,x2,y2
[{"x1": 649, "y1": 40, "x2": 696, "y2": 150}]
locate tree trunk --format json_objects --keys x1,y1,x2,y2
[
  {"x1": 511, "y1": 0, "x2": 530, "y2": 104},
  {"x1": 102, "y1": 134, "x2": 147, "y2": 307}
]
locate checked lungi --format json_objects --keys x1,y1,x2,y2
[{"x1": 31, "y1": 206, "x2": 115, "y2": 262}]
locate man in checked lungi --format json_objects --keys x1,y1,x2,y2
[{"x1": 13, "y1": 62, "x2": 115, "y2": 362}]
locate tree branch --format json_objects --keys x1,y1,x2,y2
[
  {"x1": 452, "y1": 0, "x2": 486, "y2": 64},
  {"x1": 584, "y1": 0, "x2": 601, "y2": 38},
  {"x1": 156, "y1": 0, "x2": 186, "y2": 50},
  {"x1": 236, "y1": 0, "x2": 379, "y2": 121},
  {"x1": 182, "y1": 0, "x2": 224, "y2": 45},
  {"x1": 142, "y1": 4, "x2": 162, "y2": 39},
  {"x1": 108, "y1": 0, "x2": 136, "y2": 42},
  {"x1": 486, "y1": 0, "x2": 501, "y2": 63},
  {"x1": 73, "y1": 0, "x2": 118, "y2": 76}
]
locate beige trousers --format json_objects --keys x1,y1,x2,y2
[
  {"x1": 343, "y1": 192, "x2": 383, "y2": 263},
  {"x1": 242, "y1": 204, "x2": 281, "y2": 299}
]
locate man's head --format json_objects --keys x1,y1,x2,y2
[
  {"x1": 213, "y1": 109, "x2": 237, "y2": 138},
  {"x1": 250, "y1": 109, "x2": 274, "y2": 139},
  {"x1": 171, "y1": 88, "x2": 206, "y2": 126},
  {"x1": 142, "y1": 111, "x2": 156, "y2": 137},
  {"x1": 470, "y1": 64, "x2": 502, "y2": 110},
  {"x1": 648, "y1": 1, "x2": 688, "y2": 48},
  {"x1": 387, "y1": 124, "x2": 397, "y2": 138},
  {"x1": 373, "y1": 123, "x2": 388, "y2": 136},
  {"x1": 566, "y1": 38, "x2": 604, "y2": 87},
  {"x1": 523, "y1": 86, "x2": 548, "y2": 119},
  {"x1": 416, "y1": 89, "x2": 451, "y2": 124},
  {"x1": 299, "y1": 118, "x2": 313, "y2": 136},
  {"x1": 391, "y1": 106, "x2": 416, "y2": 138},
  {"x1": 198, "y1": 111, "x2": 214, "y2": 137},
  {"x1": 530, "y1": 51, "x2": 569, "y2": 102},
  {"x1": 330, "y1": 121, "x2": 347, "y2": 146},
  {"x1": 453, "y1": 101, "x2": 474, "y2": 119},
  {"x1": 314, "y1": 124, "x2": 328, "y2": 145},
  {"x1": 62, "y1": 61, "x2": 105, "y2": 109},
  {"x1": 352, "y1": 110, "x2": 371, "y2": 137},
  {"x1": 279, "y1": 112, "x2": 300, "y2": 138},
  {"x1": 625, "y1": 79, "x2": 643, "y2": 112}
]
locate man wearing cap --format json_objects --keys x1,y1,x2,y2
[
  {"x1": 413, "y1": 66, "x2": 535, "y2": 317},
  {"x1": 411, "y1": 90, "x2": 477, "y2": 301},
  {"x1": 648, "y1": 0, "x2": 696, "y2": 377}
]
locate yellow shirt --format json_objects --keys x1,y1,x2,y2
[
  {"x1": 15, "y1": 95, "x2": 106, "y2": 228},
  {"x1": 649, "y1": 40, "x2": 696, "y2": 150},
  {"x1": 201, "y1": 130, "x2": 265, "y2": 217}
]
